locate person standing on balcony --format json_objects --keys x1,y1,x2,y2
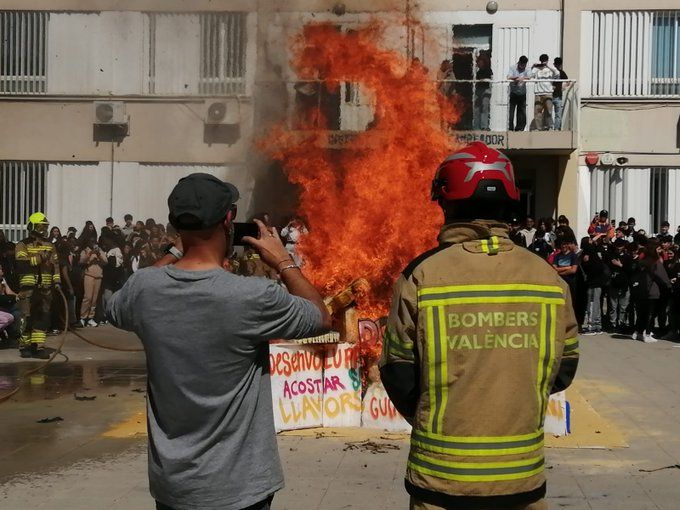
[
  {"x1": 530, "y1": 54, "x2": 558, "y2": 131},
  {"x1": 507, "y1": 56, "x2": 529, "y2": 131},
  {"x1": 552, "y1": 57, "x2": 569, "y2": 130},
  {"x1": 473, "y1": 51, "x2": 492, "y2": 131}
]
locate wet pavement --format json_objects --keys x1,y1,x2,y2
[
  {"x1": 0, "y1": 328, "x2": 679, "y2": 509},
  {"x1": 0, "y1": 327, "x2": 148, "y2": 483}
]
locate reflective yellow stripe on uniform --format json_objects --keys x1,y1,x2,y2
[
  {"x1": 563, "y1": 337, "x2": 579, "y2": 354},
  {"x1": 384, "y1": 329, "x2": 415, "y2": 361},
  {"x1": 30, "y1": 331, "x2": 47, "y2": 344},
  {"x1": 427, "y1": 306, "x2": 448, "y2": 433},
  {"x1": 480, "y1": 236, "x2": 500, "y2": 255},
  {"x1": 408, "y1": 452, "x2": 545, "y2": 482},
  {"x1": 536, "y1": 304, "x2": 557, "y2": 426},
  {"x1": 417, "y1": 284, "x2": 565, "y2": 308},
  {"x1": 412, "y1": 429, "x2": 544, "y2": 457}
]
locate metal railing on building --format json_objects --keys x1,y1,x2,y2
[
  {"x1": 0, "y1": 11, "x2": 48, "y2": 95},
  {"x1": 284, "y1": 79, "x2": 578, "y2": 134}
]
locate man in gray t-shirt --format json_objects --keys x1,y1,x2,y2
[{"x1": 107, "y1": 174, "x2": 330, "y2": 510}]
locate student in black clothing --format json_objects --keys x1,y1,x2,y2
[
  {"x1": 580, "y1": 234, "x2": 610, "y2": 335},
  {"x1": 508, "y1": 217, "x2": 526, "y2": 247},
  {"x1": 674, "y1": 225, "x2": 680, "y2": 246},
  {"x1": 630, "y1": 242, "x2": 671, "y2": 342},
  {"x1": 552, "y1": 57, "x2": 569, "y2": 130},
  {"x1": 656, "y1": 221, "x2": 673, "y2": 244},
  {"x1": 529, "y1": 227, "x2": 552, "y2": 260},
  {"x1": 663, "y1": 251, "x2": 680, "y2": 341},
  {"x1": 606, "y1": 239, "x2": 633, "y2": 333}
]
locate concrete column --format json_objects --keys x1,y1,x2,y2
[{"x1": 557, "y1": 151, "x2": 580, "y2": 226}]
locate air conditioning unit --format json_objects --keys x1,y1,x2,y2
[
  {"x1": 93, "y1": 101, "x2": 127, "y2": 125},
  {"x1": 204, "y1": 99, "x2": 240, "y2": 125}
]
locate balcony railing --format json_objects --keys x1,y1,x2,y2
[{"x1": 285, "y1": 79, "x2": 578, "y2": 136}]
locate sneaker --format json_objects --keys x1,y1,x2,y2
[
  {"x1": 19, "y1": 347, "x2": 32, "y2": 358},
  {"x1": 87, "y1": 319, "x2": 98, "y2": 328},
  {"x1": 583, "y1": 330, "x2": 598, "y2": 336},
  {"x1": 643, "y1": 334, "x2": 658, "y2": 343},
  {"x1": 632, "y1": 332, "x2": 643, "y2": 341},
  {"x1": 80, "y1": 319, "x2": 87, "y2": 328}
]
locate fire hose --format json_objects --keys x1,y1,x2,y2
[{"x1": 0, "y1": 287, "x2": 143, "y2": 405}]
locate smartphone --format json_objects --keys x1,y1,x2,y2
[{"x1": 232, "y1": 222, "x2": 260, "y2": 246}]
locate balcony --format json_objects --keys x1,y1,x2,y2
[{"x1": 285, "y1": 79, "x2": 578, "y2": 153}]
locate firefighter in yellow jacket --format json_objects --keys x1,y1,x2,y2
[
  {"x1": 15, "y1": 212, "x2": 61, "y2": 359},
  {"x1": 380, "y1": 142, "x2": 579, "y2": 510}
]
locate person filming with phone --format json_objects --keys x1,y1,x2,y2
[{"x1": 106, "y1": 173, "x2": 331, "y2": 510}]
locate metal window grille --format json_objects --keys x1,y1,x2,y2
[
  {"x1": 651, "y1": 11, "x2": 680, "y2": 96},
  {"x1": 589, "y1": 10, "x2": 680, "y2": 97},
  {"x1": 0, "y1": 161, "x2": 48, "y2": 242},
  {"x1": 0, "y1": 11, "x2": 48, "y2": 95},
  {"x1": 650, "y1": 168, "x2": 669, "y2": 233},
  {"x1": 199, "y1": 12, "x2": 246, "y2": 95}
]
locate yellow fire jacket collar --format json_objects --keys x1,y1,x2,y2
[{"x1": 438, "y1": 220, "x2": 511, "y2": 245}]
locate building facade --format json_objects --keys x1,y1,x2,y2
[{"x1": 0, "y1": 0, "x2": 678, "y2": 240}]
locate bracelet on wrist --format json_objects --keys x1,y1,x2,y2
[
  {"x1": 279, "y1": 264, "x2": 300, "y2": 275},
  {"x1": 276, "y1": 258, "x2": 295, "y2": 270}
]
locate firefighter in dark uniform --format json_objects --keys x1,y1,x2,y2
[
  {"x1": 380, "y1": 142, "x2": 579, "y2": 510},
  {"x1": 15, "y1": 212, "x2": 61, "y2": 359}
]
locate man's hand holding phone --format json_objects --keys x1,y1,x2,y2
[{"x1": 242, "y1": 220, "x2": 295, "y2": 273}]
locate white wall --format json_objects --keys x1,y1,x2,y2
[
  {"x1": 577, "y1": 165, "x2": 591, "y2": 240},
  {"x1": 587, "y1": 166, "x2": 653, "y2": 234},
  {"x1": 48, "y1": 12, "x2": 147, "y2": 95},
  {"x1": 152, "y1": 14, "x2": 200, "y2": 95},
  {"x1": 46, "y1": 163, "x2": 255, "y2": 232}
]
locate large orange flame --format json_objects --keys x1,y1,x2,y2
[{"x1": 264, "y1": 22, "x2": 459, "y2": 317}]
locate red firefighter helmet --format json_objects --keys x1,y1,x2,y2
[{"x1": 431, "y1": 142, "x2": 520, "y2": 202}]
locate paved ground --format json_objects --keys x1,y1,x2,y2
[{"x1": 0, "y1": 327, "x2": 679, "y2": 509}]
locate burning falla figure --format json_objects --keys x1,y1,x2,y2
[
  {"x1": 380, "y1": 142, "x2": 579, "y2": 510},
  {"x1": 15, "y1": 212, "x2": 61, "y2": 359}
]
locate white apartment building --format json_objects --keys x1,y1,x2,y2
[{"x1": 0, "y1": 0, "x2": 678, "y2": 241}]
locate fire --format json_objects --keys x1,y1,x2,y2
[{"x1": 263, "y1": 22, "x2": 459, "y2": 317}]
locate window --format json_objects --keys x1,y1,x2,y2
[
  {"x1": 588, "y1": 10, "x2": 680, "y2": 97},
  {"x1": 652, "y1": 11, "x2": 680, "y2": 95},
  {"x1": 0, "y1": 11, "x2": 48, "y2": 94},
  {"x1": 0, "y1": 161, "x2": 47, "y2": 241},
  {"x1": 199, "y1": 12, "x2": 247, "y2": 95},
  {"x1": 650, "y1": 168, "x2": 669, "y2": 233},
  {"x1": 147, "y1": 12, "x2": 247, "y2": 95}
]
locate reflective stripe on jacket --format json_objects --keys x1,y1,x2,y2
[
  {"x1": 380, "y1": 221, "x2": 579, "y2": 499},
  {"x1": 15, "y1": 237, "x2": 61, "y2": 288}
]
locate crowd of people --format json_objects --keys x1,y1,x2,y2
[
  {"x1": 0, "y1": 214, "x2": 307, "y2": 339},
  {"x1": 509, "y1": 210, "x2": 680, "y2": 342},
  {"x1": 2, "y1": 207, "x2": 677, "y2": 345}
]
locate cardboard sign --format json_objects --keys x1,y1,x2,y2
[
  {"x1": 321, "y1": 343, "x2": 362, "y2": 427},
  {"x1": 545, "y1": 391, "x2": 570, "y2": 436},
  {"x1": 269, "y1": 344, "x2": 324, "y2": 431},
  {"x1": 361, "y1": 382, "x2": 412, "y2": 432}
]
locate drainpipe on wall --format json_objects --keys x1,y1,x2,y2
[
  {"x1": 110, "y1": 142, "x2": 114, "y2": 218},
  {"x1": 560, "y1": 0, "x2": 565, "y2": 58}
]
